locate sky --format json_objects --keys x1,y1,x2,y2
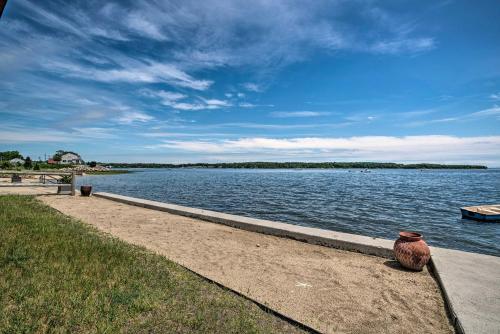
[{"x1": 1, "y1": 0, "x2": 500, "y2": 165}]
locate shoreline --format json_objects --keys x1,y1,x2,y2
[{"x1": 98, "y1": 162, "x2": 489, "y2": 169}]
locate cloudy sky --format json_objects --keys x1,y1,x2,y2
[{"x1": 1, "y1": 0, "x2": 499, "y2": 165}]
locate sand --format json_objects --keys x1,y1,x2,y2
[
  {"x1": 0, "y1": 185, "x2": 58, "y2": 195},
  {"x1": 0, "y1": 177, "x2": 60, "y2": 195},
  {"x1": 33, "y1": 194, "x2": 454, "y2": 334}
]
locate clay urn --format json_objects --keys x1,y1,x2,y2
[
  {"x1": 80, "y1": 185, "x2": 92, "y2": 197},
  {"x1": 393, "y1": 231, "x2": 431, "y2": 271}
]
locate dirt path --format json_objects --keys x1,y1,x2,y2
[{"x1": 39, "y1": 195, "x2": 453, "y2": 334}]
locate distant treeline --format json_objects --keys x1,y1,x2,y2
[{"x1": 103, "y1": 162, "x2": 487, "y2": 169}]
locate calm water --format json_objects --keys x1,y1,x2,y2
[{"x1": 78, "y1": 168, "x2": 500, "y2": 256}]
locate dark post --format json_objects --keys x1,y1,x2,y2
[
  {"x1": 0, "y1": 0, "x2": 8, "y2": 19},
  {"x1": 71, "y1": 172, "x2": 76, "y2": 196}
]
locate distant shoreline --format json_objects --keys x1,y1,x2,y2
[{"x1": 103, "y1": 162, "x2": 488, "y2": 169}]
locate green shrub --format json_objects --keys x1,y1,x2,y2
[
  {"x1": 59, "y1": 174, "x2": 73, "y2": 184},
  {"x1": 1, "y1": 161, "x2": 11, "y2": 170},
  {"x1": 24, "y1": 156, "x2": 32, "y2": 169}
]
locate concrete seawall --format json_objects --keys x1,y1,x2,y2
[
  {"x1": 94, "y1": 192, "x2": 395, "y2": 258},
  {"x1": 94, "y1": 192, "x2": 500, "y2": 334}
]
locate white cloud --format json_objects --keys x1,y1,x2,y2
[
  {"x1": 405, "y1": 117, "x2": 458, "y2": 127},
  {"x1": 370, "y1": 37, "x2": 435, "y2": 54},
  {"x1": 116, "y1": 112, "x2": 154, "y2": 124},
  {"x1": 238, "y1": 102, "x2": 274, "y2": 108},
  {"x1": 70, "y1": 127, "x2": 117, "y2": 139},
  {"x1": 0, "y1": 126, "x2": 116, "y2": 142},
  {"x1": 142, "y1": 132, "x2": 230, "y2": 138},
  {"x1": 157, "y1": 91, "x2": 187, "y2": 101},
  {"x1": 74, "y1": 98, "x2": 99, "y2": 106},
  {"x1": 204, "y1": 99, "x2": 232, "y2": 107},
  {"x1": 398, "y1": 108, "x2": 441, "y2": 118},
  {"x1": 125, "y1": 13, "x2": 167, "y2": 40},
  {"x1": 242, "y1": 83, "x2": 262, "y2": 92},
  {"x1": 152, "y1": 135, "x2": 500, "y2": 164},
  {"x1": 344, "y1": 115, "x2": 377, "y2": 122},
  {"x1": 16, "y1": 0, "x2": 127, "y2": 41},
  {"x1": 490, "y1": 93, "x2": 500, "y2": 100},
  {"x1": 15, "y1": 0, "x2": 86, "y2": 38},
  {"x1": 404, "y1": 105, "x2": 500, "y2": 127},
  {"x1": 141, "y1": 89, "x2": 231, "y2": 111},
  {"x1": 219, "y1": 122, "x2": 327, "y2": 129},
  {"x1": 164, "y1": 102, "x2": 207, "y2": 111},
  {"x1": 153, "y1": 1, "x2": 435, "y2": 73},
  {"x1": 270, "y1": 111, "x2": 331, "y2": 118},
  {"x1": 6, "y1": 1, "x2": 438, "y2": 88},
  {"x1": 239, "y1": 102, "x2": 256, "y2": 108},
  {"x1": 472, "y1": 105, "x2": 500, "y2": 117},
  {"x1": 142, "y1": 89, "x2": 187, "y2": 102},
  {"x1": 0, "y1": 130, "x2": 79, "y2": 143},
  {"x1": 45, "y1": 60, "x2": 212, "y2": 90},
  {"x1": 165, "y1": 100, "x2": 231, "y2": 111}
]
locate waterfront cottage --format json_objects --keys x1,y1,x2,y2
[
  {"x1": 9, "y1": 158, "x2": 25, "y2": 165},
  {"x1": 60, "y1": 153, "x2": 83, "y2": 165}
]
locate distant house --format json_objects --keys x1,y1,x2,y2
[
  {"x1": 47, "y1": 159, "x2": 57, "y2": 164},
  {"x1": 10, "y1": 158, "x2": 25, "y2": 165},
  {"x1": 60, "y1": 153, "x2": 83, "y2": 165}
]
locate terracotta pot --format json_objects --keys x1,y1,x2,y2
[
  {"x1": 80, "y1": 185, "x2": 92, "y2": 197},
  {"x1": 393, "y1": 231, "x2": 430, "y2": 271}
]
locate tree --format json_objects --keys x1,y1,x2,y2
[
  {"x1": 0, "y1": 151, "x2": 23, "y2": 161},
  {"x1": 1, "y1": 161, "x2": 11, "y2": 169},
  {"x1": 52, "y1": 150, "x2": 65, "y2": 162},
  {"x1": 24, "y1": 156, "x2": 33, "y2": 169},
  {"x1": 88, "y1": 161, "x2": 97, "y2": 167},
  {"x1": 33, "y1": 163, "x2": 40, "y2": 171}
]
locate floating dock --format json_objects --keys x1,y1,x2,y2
[{"x1": 461, "y1": 204, "x2": 500, "y2": 222}]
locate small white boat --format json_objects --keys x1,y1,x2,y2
[{"x1": 461, "y1": 204, "x2": 500, "y2": 222}]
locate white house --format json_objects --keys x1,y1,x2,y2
[
  {"x1": 60, "y1": 153, "x2": 83, "y2": 165},
  {"x1": 9, "y1": 158, "x2": 25, "y2": 165}
]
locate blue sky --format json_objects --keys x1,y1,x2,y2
[{"x1": 1, "y1": 0, "x2": 500, "y2": 165}]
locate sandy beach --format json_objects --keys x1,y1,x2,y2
[{"x1": 37, "y1": 194, "x2": 453, "y2": 334}]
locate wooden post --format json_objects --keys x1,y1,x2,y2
[{"x1": 71, "y1": 171, "x2": 76, "y2": 196}]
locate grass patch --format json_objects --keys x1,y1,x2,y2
[{"x1": 0, "y1": 195, "x2": 304, "y2": 333}]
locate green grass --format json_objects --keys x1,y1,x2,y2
[{"x1": 0, "y1": 195, "x2": 304, "y2": 333}]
